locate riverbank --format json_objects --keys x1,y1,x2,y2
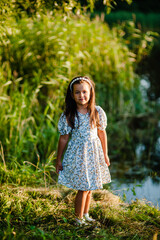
[{"x1": 0, "y1": 185, "x2": 159, "y2": 239}]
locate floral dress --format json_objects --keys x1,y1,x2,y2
[{"x1": 58, "y1": 106, "x2": 111, "y2": 191}]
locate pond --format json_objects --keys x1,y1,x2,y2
[
  {"x1": 103, "y1": 74, "x2": 160, "y2": 208},
  {"x1": 108, "y1": 124, "x2": 160, "y2": 208}
]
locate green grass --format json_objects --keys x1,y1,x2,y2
[
  {"x1": 0, "y1": 184, "x2": 159, "y2": 239},
  {"x1": 0, "y1": 162, "x2": 159, "y2": 239},
  {"x1": 0, "y1": 11, "x2": 157, "y2": 168}
]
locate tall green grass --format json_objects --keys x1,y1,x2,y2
[{"x1": 0, "y1": 11, "x2": 156, "y2": 174}]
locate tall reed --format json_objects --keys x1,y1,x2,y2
[{"x1": 0, "y1": 12, "x2": 155, "y2": 170}]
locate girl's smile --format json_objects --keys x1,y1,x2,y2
[{"x1": 72, "y1": 82, "x2": 91, "y2": 107}]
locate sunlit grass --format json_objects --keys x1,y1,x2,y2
[
  {"x1": 0, "y1": 185, "x2": 159, "y2": 239},
  {"x1": 0, "y1": 11, "x2": 156, "y2": 167}
]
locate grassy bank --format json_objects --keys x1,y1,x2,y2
[
  {"x1": 0, "y1": 185, "x2": 160, "y2": 240},
  {"x1": 1, "y1": 164, "x2": 159, "y2": 239}
]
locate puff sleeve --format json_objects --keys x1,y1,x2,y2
[
  {"x1": 58, "y1": 113, "x2": 72, "y2": 135},
  {"x1": 96, "y1": 106, "x2": 107, "y2": 130}
]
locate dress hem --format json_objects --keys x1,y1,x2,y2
[{"x1": 58, "y1": 180, "x2": 111, "y2": 191}]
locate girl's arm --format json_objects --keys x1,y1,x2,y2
[
  {"x1": 56, "y1": 134, "x2": 70, "y2": 174},
  {"x1": 98, "y1": 129, "x2": 110, "y2": 166}
]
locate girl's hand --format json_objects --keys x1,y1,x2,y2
[
  {"x1": 104, "y1": 155, "x2": 110, "y2": 166},
  {"x1": 56, "y1": 160, "x2": 63, "y2": 174}
]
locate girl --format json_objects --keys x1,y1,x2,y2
[{"x1": 56, "y1": 76, "x2": 111, "y2": 225}]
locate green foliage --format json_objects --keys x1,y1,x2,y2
[
  {"x1": 0, "y1": 187, "x2": 159, "y2": 239},
  {"x1": 92, "y1": 11, "x2": 160, "y2": 32},
  {"x1": 0, "y1": 2, "x2": 157, "y2": 183},
  {"x1": 0, "y1": 0, "x2": 133, "y2": 19},
  {"x1": 0, "y1": 3, "x2": 159, "y2": 240},
  {"x1": 0, "y1": 10, "x2": 156, "y2": 169},
  {"x1": 0, "y1": 156, "x2": 57, "y2": 186},
  {"x1": 113, "y1": 0, "x2": 160, "y2": 13}
]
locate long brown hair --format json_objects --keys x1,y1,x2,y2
[{"x1": 64, "y1": 76, "x2": 100, "y2": 129}]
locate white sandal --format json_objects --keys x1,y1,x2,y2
[
  {"x1": 75, "y1": 218, "x2": 88, "y2": 226},
  {"x1": 84, "y1": 213, "x2": 96, "y2": 222}
]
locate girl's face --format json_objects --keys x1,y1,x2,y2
[{"x1": 72, "y1": 82, "x2": 91, "y2": 107}]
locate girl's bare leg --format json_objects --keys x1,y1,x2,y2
[
  {"x1": 84, "y1": 191, "x2": 92, "y2": 214},
  {"x1": 75, "y1": 190, "x2": 88, "y2": 218}
]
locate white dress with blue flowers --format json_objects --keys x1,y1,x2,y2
[{"x1": 58, "y1": 106, "x2": 111, "y2": 191}]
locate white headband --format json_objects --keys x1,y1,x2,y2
[{"x1": 70, "y1": 77, "x2": 92, "y2": 91}]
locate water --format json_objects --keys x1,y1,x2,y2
[
  {"x1": 140, "y1": 77, "x2": 150, "y2": 102},
  {"x1": 110, "y1": 176, "x2": 160, "y2": 208},
  {"x1": 106, "y1": 76, "x2": 160, "y2": 208},
  {"x1": 109, "y1": 135, "x2": 160, "y2": 208}
]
